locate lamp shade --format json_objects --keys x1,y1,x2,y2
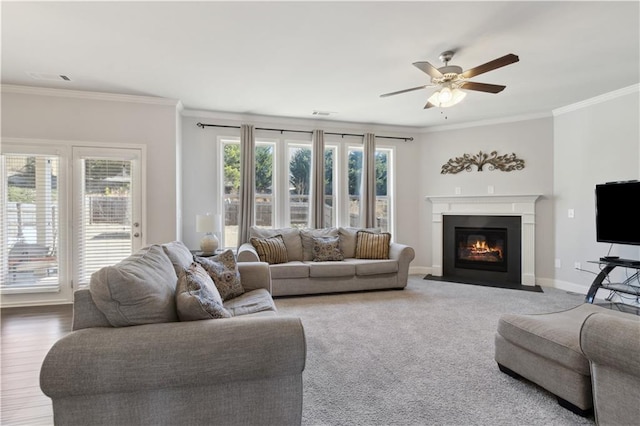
[{"x1": 196, "y1": 214, "x2": 221, "y2": 232}]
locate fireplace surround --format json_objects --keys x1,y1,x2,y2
[{"x1": 426, "y1": 195, "x2": 541, "y2": 286}]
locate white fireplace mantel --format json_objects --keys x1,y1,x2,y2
[{"x1": 425, "y1": 194, "x2": 542, "y2": 286}]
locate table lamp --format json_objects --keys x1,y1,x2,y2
[{"x1": 196, "y1": 213, "x2": 221, "y2": 255}]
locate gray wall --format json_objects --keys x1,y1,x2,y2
[
  {"x1": 1, "y1": 86, "x2": 181, "y2": 244},
  {"x1": 553, "y1": 89, "x2": 640, "y2": 295}
]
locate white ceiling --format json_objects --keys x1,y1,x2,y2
[{"x1": 2, "y1": 1, "x2": 639, "y2": 129}]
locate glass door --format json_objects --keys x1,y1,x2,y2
[{"x1": 72, "y1": 147, "x2": 143, "y2": 288}]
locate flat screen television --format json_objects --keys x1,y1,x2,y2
[{"x1": 595, "y1": 180, "x2": 640, "y2": 246}]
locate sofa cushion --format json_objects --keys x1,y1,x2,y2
[
  {"x1": 195, "y1": 249, "x2": 244, "y2": 301},
  {"x1": 161, "y1": 240, "x2": 194, "y2": 276},
  {"x1": 339, "y1": 227, "x2": 381, "y2": 258},
  {"x1": 308, "y1": 261, "x2": 355, "y2": 278},
  {"x1": 355, "y1": 231, "x2": 391, "y2": 259},
  {"x1": 89, "y1": 244, "x2": 178, "y2": 327},
  {"x1": 269, "y1": 261, "x2": 309, "y2": 279},
  {"x1": 251, "y1": 234, "x2": 289, "y2": 264},
  {"x1": 175, "y1": 262, "x2": 231, "y2": 321},
  {"x1": 223, "y1": 288, "x2": 277, "y2": 316},
  {"x1": 300, "y1": 227, "x2": 338, "y2": 261},
  {"x1": 345, "y1": 258, "x2": 399, "y2": 276},
  {"x1": 313, "y1": 236, "x2": 344, "y2": 262},
  {"x1": 250, "y1": 226, "x2": 303, "y2": 261}
]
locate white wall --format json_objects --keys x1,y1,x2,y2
[
  {"x1": 1, "y1": 86, "x2": 181, "y2": 244},
  {"x1": 416, "y1": 116, "x2": 555, "y2": 277},
  {"x1": 553, "y1": 86, "x2": 640, "y2": 297}
]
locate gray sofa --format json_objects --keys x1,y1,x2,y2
[
  {"x1": 580, "y1": 310, "x2": 640, "y2": 425},
  {"x1": 238, "y1": 226, "x2": 415, "y2": 297},
  {"x1": 40, "y1": 241, "x2": 306, "y2": 426}
]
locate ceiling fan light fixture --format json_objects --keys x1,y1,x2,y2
[{"x1": 427, "y1": 87, "x2": 466, "y2": 108}]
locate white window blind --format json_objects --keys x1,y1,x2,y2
[
  {"x1": 75, "y1": 158, "x2": 134, "y2": 287},
  {"x1": 1, "y1": 154, "x2": 60, "y2": 292}
]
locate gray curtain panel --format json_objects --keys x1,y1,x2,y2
[
  {"x1": 361, "y1": 132, "x2": 376, "y2": 228},
  {"x1": 311, "y1": 129, "x2": 325, "y2": 228},
  {"x1": 238, "y1": 124, "x2": 255, "y2": 247}
]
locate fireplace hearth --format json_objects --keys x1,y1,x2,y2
[{"x1": 443, "y1": 215, "x2": 521, "y2": 287}]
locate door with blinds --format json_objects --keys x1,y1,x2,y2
[{"x1": 72, "y1": 147, "x2": 143, "y2": 289}]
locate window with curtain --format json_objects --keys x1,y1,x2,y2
[
  {"x1": 375, "y1": 148, "x2": 392, "y2": 232},
  {"x1": 288, "y1": 144, "x2": 311, "y2": 229},
  {"x1": 222, "y1": 140, "x2": 240, "y2": 248},
  {"x1": 1, "y1": 153, "x2": 60, "y2": 292}
]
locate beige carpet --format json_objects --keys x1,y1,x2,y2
[{"x1": 274, "y1": 275, "x2": 596, "y2": 426}]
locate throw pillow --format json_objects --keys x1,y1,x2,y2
[
  {"x1": 250, "y1": 234, "x2": 289, "y2": 264},
  {"x1": 195, "y1": 249, "x2": 244, "y2": 301},
  {"x1": 250, "y1": 226, "x2": 303, "y2": 261},
  {"x1": 89, "y1": 244, "x2": 178, "y2": 327},
  {"x1": 161, "y1": 240, "x2": 195, "y2": 276},
  {"x1": 175, "y1": 262, "x2": 232, "y2": 321},
  {"x1": 312, "y1": 236, "x2": 344, "y2": 262},
  {"x1": 355, "y1": 231, "x2": 391, "y2": 259},
  {"x1": 301, "y1": 227, "x2": 338, "y2": 261},
  {"x1": 338, "y1": 227, "x2": 381, "y2": 258}
]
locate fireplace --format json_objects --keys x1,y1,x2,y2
[
  {"x1": 443, "y1": 215, "x2": 521, "y2": 286},
  {"x1": 426, "y1": 194, "x2": 540, "y2": 287},
  {"x1": 455, "y1": 227, "x2": 507, "y2": 272}
]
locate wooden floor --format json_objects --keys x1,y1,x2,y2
[{"x1": 1, "y1": 304, "x2": 73, "y2": 426}]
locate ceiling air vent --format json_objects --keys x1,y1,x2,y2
[
  {"x1": 312, "y1": 110, "x2": 333, "y2": 116},
  {"x1": 27, "y1": 72, "x2": 72, "y2": 82}
]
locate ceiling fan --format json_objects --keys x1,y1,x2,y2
[{"x1": 380, "y1": 51, "x2": 519, "y2": 109}]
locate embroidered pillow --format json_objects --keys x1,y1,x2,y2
[
  {"x1": 312, "y1": 236, "x2": 344, "y2": 262},
  {"x1": 195, "y1": 249, "x2": 244, "y2": 301},
  {"x1": 355, "y1": 231, "x2": 391, "y2": 259},
  {"x1": 301, "y1": 227, "x2": 338, "y2": 261},
  {"x1": 250, "y1": 234, "x2": 289, "y2": 264},
  {"x1": 175, "y1": 262, "x2": 231, "y2": 321}
]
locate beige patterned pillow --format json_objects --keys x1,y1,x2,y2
[
  {"x1": 250, "y1": 234, "x2": 289, "y2": 264},
  {"x1": 175, "y1": 262, "x2": 231, "y2": 321},
  {"x1": 195, "y1": 249, "x2": 244, "y2": 301},
  {"x1": 313, "y1": 236, "x2": 344, "y2": 262},
  {"x1": 301, "y1": 227, "x2": 338, "y2": 261},
  {"x1": 355, "y1": 231, "x2": 391, "y2": 259}
]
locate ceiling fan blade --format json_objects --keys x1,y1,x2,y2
[
  {"x1": 461, "y1": 54, "x2": 519, "y2": 79},
  {"x1": 460, "y1": 81, "x2": 507, "y2": 93},
  {"x1": 380, "y1": 85, "x2": 429, "y2": 98},
  {"x1": 413, "y1": 61, "x2": 443, "y2": 79},
  {"x1": 424, "y1": 101, "x2": 436, "y2": 109}
]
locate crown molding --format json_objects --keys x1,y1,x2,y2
[
  {"x1": 420, "y1": 111, "x2": 551, "y2": 133},
  {"x1": 1, "y1": 84, "x2": 181, "y2": 107},
  {"x1": 553, "y1": 84, "x2": 640, "y2": 116}
]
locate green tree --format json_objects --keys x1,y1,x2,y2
[
  {"x1": 376, "y1": 152, "x2": 387, "y2": 196},
  {"x1": 255, "y1": 145, "x2": 273, "y2": 194},
  {"x1": 223, "y1": 144, "x2": 240, "y2": 194},
  {"x1": 324, "y1": 150, "x2": 333, "y2": 196},
  {"x1": 289, "y1": 148, "x2": 311, "y2": 196},
  {"x1": 348, "y1": 150, "x2": 362, "y2": 195}
]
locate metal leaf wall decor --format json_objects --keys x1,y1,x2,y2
[{"x1": 441, "y1": 150, "x2": 525, "y2": 174}]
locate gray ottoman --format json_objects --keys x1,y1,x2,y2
[{"x1": 494, "y1": 303, "x2": 630, "y2": 416}]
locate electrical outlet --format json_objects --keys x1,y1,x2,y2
[
  {"x1": 574, "y1": 262, "x2": 581, "y2": 270},
  {"x1": 555, "y1": 258, "x2": 561, "y2": 268},
  {"x1": 487, "y1": 185, "x2": 494, "y2": 194},
  {"x1": 455, "y1": 187, "x2": 461, "y2": 195},
  {"x1": 568, "y1": 209, "x2": 575, "y2": 218}
]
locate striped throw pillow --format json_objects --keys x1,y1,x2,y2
[
  {"x1": 355, "y1": 231, "x2": 391, "y2": 259},
  {"x1": 250, "y1": 234, "x2": 289, "y2": 264}
]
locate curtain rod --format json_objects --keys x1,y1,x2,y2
[{"x1": 196, "y1": 122, "x2": 413, "y2": 142}]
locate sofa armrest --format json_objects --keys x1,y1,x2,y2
[
  {"x1": 238, "y1": 261, "x2": 272, "y2": 293},
  {"x1": 41, "y1": 316, "x2": 306, "y2": 398},
  {"x1": 389, "y1": 243, "x2": 415, "y2": 287},
  {"x1": 580, "y1": 312, "x2": 640, "y2": 377},
  {"x1": 237, "y1": 242, "x2": 260, "y2": 262},
  {"x1": 72, "y1": 288, "x2": 111, "y2": 330}
]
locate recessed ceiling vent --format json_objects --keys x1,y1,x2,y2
[
  {"x1": 27, "y1": 72, "x2": 72, "y2": 82},
  {"x1": 312, "y1": 110, "x2": 334, "y2": 116}
]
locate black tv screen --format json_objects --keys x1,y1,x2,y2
[{"x1": 595, "y1": 180, "x2": 640, "y2": 246}]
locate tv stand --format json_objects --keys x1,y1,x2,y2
[{"x1": 585, "y1": 259, "x2": 640, "y2": 303}]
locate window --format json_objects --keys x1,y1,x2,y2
[
  {"x1": 323, "y1": 146, "x2": 337, "y2": 227},
  {"x1": 347, "y1": 147, "x2": 363, "y2": 227},
  {"x1": 221, "y1": 141, "x2": 240, "y2": 248},
  {"x1": 255, "y1": 142, "x2": 275, "y2": 230},
  {"x1": 288, "y1": 144, "x2": 311, "y2": 229},
  {"x1": 375, "y1": 148, "x2": 393, "y2": 233},
  {"x1": 2, "y1": 153, "x2": 60, "y2": 292}
]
